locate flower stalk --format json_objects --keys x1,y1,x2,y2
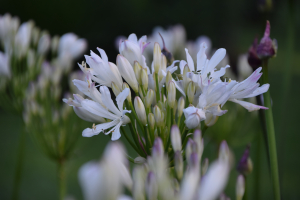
[{"x1": 261, "y1": 59, "x2": 281, "y2": 200}]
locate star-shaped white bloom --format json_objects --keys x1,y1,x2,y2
[{"x1": 81, "y1": 86, "x2": 131, "y2": 141}]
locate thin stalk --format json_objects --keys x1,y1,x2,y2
[
  {"x1": 11, "y1": 127, "x2": 26, "y2": 200},
  {"x1": 58, "y1": 159, "x2": 66, "y2": 200},
  {"x1": 155, "y1": 73, "x2": 160, "y2": 103},
  {"x1": 261, "y1": 59, "x2": 281, "y2": 200}
]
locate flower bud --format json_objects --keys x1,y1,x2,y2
[
  {"x1": 145, "y1": 89, "x2": 155, "y2": 108},
  {"x1": 171, "y1": 125, "x2": 181, "y2": 151},
  {"x1": 174, "y1": 151, "x2": 183, "y2": 180},
  {"x1": 159, "y1": 33, "x2": 174, "y2": 66},
  {"x1": 152, "y1": 137, "x2": 164, "y2": 158},
  {"x1": 237, "y1": 145, "x2": 253, "y2": 176},
  {"x1": 173, "y1": 99, "x2": 178, "y2": 116},
  {"x1": 119, "y1": 37, "x2": 144, "y2": 67},
  {"x1": 236, "y1": 175, "x2": 245, "y2": 200},
  {"x1": 134, "y1": 61, "x2": 142, "y2": 84},
  {"x1": 141, "y1": 68, "x2": 148, "y2": 91},
  {"x1": 219, "y1": 140, "x2": 230, "y2": 163},
  {"x1": 153, "y1": 105, "x2": 163, "y2": 127},
  {"x1": 146, "y1": 172, "x2": 158, "y2": 200},
  {"x1": 37, "y1": 32, "x2": 51, "y2": 55},
  {"x1": 148, "y1": 113, "x2": 155, "y2": 130},
  {"x1": 158, "y1": 54, "x2": 167, "y2": 82},
  {"x1": 187, "y1": 81, "x2": 195, "y2": 104},
  {"x1": 202, "y1": 158, "x2": 209, "y2": 175},
  {"x1": 138, "y1": 86, "x2": 144, "y2": 99},
  {"x1": 132, "y1": 166, "x2": 146, "y2": 200},
  {"x1": 117, "y1": 55, "x2": 139, "y2": 93},
  {"x1": 183, "y1": 106, "x2": 205, "y2": 129},
  {"x1": 177, "y1": 97, "x2": 185, "y2": 118},
  {"x1": 122, "y1": 83, "x2": 131, "y2": 102},
  {"x1": 112, "y1": 81, "x2": 121, "y2": 96},
  {"x1": 256, "y1": 21, "x2": 277, "y2": 59},
  {"x1": 134, "y1": 97, "x2": 147, "y2": 125},
  {"x1": 134, "y1": 156, "x2": 147, "y2": 164},
  {"x1": 167, "y1": 81, "x2": 176, "y2": 108},
  {"x1": 153, "y1": 42, "x2": 161, "y2": 74},
  {"x1": 165, "y1": 71, "x2": 172, "y2": 86},
  {"x1": 183, "y1": 64, "x2": 190, "y2": 76}
]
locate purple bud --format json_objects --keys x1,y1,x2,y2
[
  {"x1": 189, "y1": 152, "x2": 199, "y2": 168},
  {"x1": 237, "y1": 145, "x2": 253, "y2": 176},
  {"x1": 247, "y1": 38, "x2": 262, "y2": 70},
  {"x1": 256, "y1": 21, "x2": 276, "y2": 59}
]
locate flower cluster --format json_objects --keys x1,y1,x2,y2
[
  {"x1": 67, "y1": 31, "x2": 270, "y2": 160},
  {"x1": 0, "y1": 13, "x2": 87, "y2": 113},
  {"x1": 79, "y1": 128, "x2": 233, "y2": 200}
]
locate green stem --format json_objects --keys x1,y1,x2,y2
[
  {"x1": 261, "y1": 59, "x2": 281, "y2": 200},
  {"x1": 11, "y1": 128, "x2": 26, "y2": 200},
  {"x1": 58, "y1": 159, "x2": 66, "y2": 200},
  {"x1": 155, "y1": 73, "x2": 160, "y2": 103},
  {"x1": 120, "y1": 126, "x2": 140, "y2": 153}
]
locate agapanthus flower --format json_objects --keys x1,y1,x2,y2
[{"x1": 79, "y1": 86, "x2": 131, "y2": 140}]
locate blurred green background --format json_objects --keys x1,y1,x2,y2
[{"x1": 1, "y1": 0, "x2": 300, "y2": 199}]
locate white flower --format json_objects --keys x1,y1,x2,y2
[
  {"x1": 183, "y1": 106, "x2": 206, "y2": 129},
  {"x1": 119, "y1": 33, "x2": 148, "y2": 68},
  {"x1": 63, "y1": 94, "x2": 105, "y2": 123},
  {"x1": 81, "y1": 48, "x2": 123, "y2": 90},
  {"x1": 228, "y1": 67, "x2": 269, "y2": 111},
  {"x1": 80, "y1": 86, "x2": 131, "y2": 140},
  {"x1": 0, "y1": 51, "x2": 10, "y2": 78}
]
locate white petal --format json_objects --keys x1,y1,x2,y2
[
  {"x1": 185, "y1": 48, "x2": 195, "y2": 71},
  {"x1": 100, "y1": 86, "x2": 122, "y2": 116},
  {"x1": 230, "y1": 99, "x2": 268, "y2": 111},
  {"x1": 81, "y1": 99, "x2": 118, "y2": 120},
  {"x1": 205, "y1": 48, "x2": 226, "y2": 74},
  {"x1": 244, "y1": 84, "x2": 270, "y2": 98},
  {"x1": 116, "y1": 88, "x2": 130, "y2": 111}
]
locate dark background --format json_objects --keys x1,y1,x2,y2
[{"x1": 1, "y1": 0, "x2": 300, "y2": 199}]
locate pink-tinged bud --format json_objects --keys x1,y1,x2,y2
[
  {"x1": 237, "y1": 145, "x2": 253, "y2": 176},
  {"x1": 256, "y1": 21, "x2": 277, "y2": 59},
  {"x1": 152, "y1": 137, "x2": 164, "y2": 158}
]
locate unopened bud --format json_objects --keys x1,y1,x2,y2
[
  {"x1": 219, "y1": 140, "x2": 230, "y2": 163},
  {"x1": 256, "y1": 21, "x2": 277, "y2": 59},
  {"x1": 38, "y1": 32, "x2": 51, "y2": 55},
  {"x1": 158, "y1": 54, "x2": 167, "y2": 82},
  {"x1": 171, "y1": 125, "x2": 181, "y2": 151},
  {"x1": 237, "y1": 145, "x2": 253, "y2": 176},
  {"x1": 152, "y1": 137, "x2": 164, "y2": 158},
  {"x1": 187, "y1": 81, "x2": 195, "y2": 104},
  {"x1": 117, "y1": 55, "x2": 139, "y2": 93},
  {"x1": 166, "y1": 71, "x2": 172, "y2": 86},
  {"x1": 134, "y1": 97, "x2": 147, "y2": 125},
  {"x1": 141, "y1": 68, "x2": 148, "y2": 91},
  {"x1": 138, "y1": 86, "x2": 145, "y2": 99},
  {"x1": 173, "y1": 99, "x2": 177, "y2": 116},
  {"x1": 146, "y1": 172, "x2": 158, "y2": 200},
  {"x1": 122, "y1": 83, "x2": 131, "y2": 102},
  {"x1": 236, "y1": 175, "x2": 245, "y2": 200},
  {"x1": 112, "y1": 81, "x2": 121, "y2": 96},
  {"x1": 153, "y1": 42, "x2": 161, "y2": 74},
  {"x1": 148, "y1": 113, "x2": 155, "y2": 130},
  {"x1": 134, "y1": 156, "x2": 147, "y2": 164},
  {"x1": 177, "y1": 97, "x2": 185, "y2": 118},
  {"x1": 145, "y1": 89, "x2": 155, "y2": 108},
  {"x1": 202, "y1": 158, "x2": 209, "y2": 175},
  {"x1": 51, "y1": 35, "x2": 59, "y2": 54},
  {"x1": 159, "y1": 33, "x2": 174, "y2": 66},
  {"x1": 183, "y1": 64, "x2": 190, "y2": 76},
  {"x1": 153, "y1": 106, "x2": 163, "y2": 127},
  {"x1": 167, "y1": 81, "x2": 176, "y2": 108},
  {"x1": 175, "y1": 151, "x2": 183, "y2": 180},
  {"x1": 134, "y1": 61, "x2": 142, "y2": 84}
]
